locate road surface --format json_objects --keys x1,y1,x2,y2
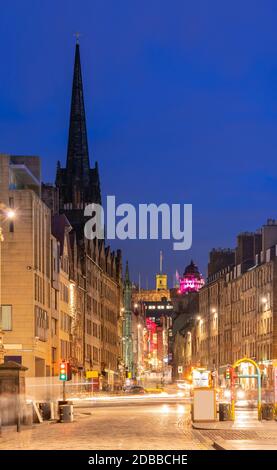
[{"x1": 0, "y1": 399, "x2": 209, "y2": 450}]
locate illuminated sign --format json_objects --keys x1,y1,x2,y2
[
  {"x1": 179, "y1": 275, "x2": 205, "y2": 294},
  {"x1": 86, "y1": 370, "x2": 99, "y2": 379},
  {"x1": 192, "y1": 369, "x2": 210, "y2": 388}
]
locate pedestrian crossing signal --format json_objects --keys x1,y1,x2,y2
[{"x1": 59, "y1": 361, "x2": 72, "y2": 381}]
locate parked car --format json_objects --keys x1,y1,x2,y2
[{"x1": 123, "y1": 385, "x2": 145, "y2": 395}]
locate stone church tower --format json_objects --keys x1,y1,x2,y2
[{"x1": 56, "y1": 42, "x2": 101, "y2": 233}]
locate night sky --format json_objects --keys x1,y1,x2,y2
[{"x1": 1, "y1": 1, "x2": 277, "y2": 287}]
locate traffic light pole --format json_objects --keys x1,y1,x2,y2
[
  {"x1": 63, "y1": 380, "x2": 66, "y2": 402},
  {"x1": 230, "y1": 367, "x2": 235, "y2": 421}
]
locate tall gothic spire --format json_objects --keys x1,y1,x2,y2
[
  {"x1": 125, "y1": 261, "x2": 130, "y2": 284},
  {"x1": 56, "y1": 42, "x2": 101, "y2": 217},
  {"x1": 66, "y1": 42, "x2": 90, "y2": 186}
]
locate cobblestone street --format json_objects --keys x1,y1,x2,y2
[
  {"x1": 0, "y1": 403, "x2": 209, "y2": 450},
  {"x1": 1, "y1": 401, "x2": 277, "y2": 450}
]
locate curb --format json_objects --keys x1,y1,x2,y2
[
  {"x1": 192, "y1": 422, "x2": 233, "y2": 431},
  {"x1": 213, "y1": 438, "x2": 235, "y2": 450}
]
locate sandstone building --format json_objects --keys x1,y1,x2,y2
[{"x1": 0, "y1": 43, "x2": 123, "y2": 388}]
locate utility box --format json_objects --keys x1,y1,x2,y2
[
  {"x1": 219, "y1": 402, "x2": 231, "y2": 421},
  {"x1": 261, "y1": 403, "x2": 274, "y2": 420},
  {"x1": 0, "y1": 361, "x2": 28, "y2": 426},
  {"x1": 192, "y1": 387, "x2": 217, "y2": 423}
]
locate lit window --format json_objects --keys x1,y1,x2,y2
[{"x1": 0, "y1": 305, "x2": 12, "y2": 331}]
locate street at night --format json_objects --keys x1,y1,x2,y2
[
  {"x1": 1, "y1": 0, "x2": 277, "y2": 462},
  {"x1": 1, "y1": 395, "x2": 277, "y2": 451},
  {"x1": 0, "y1": 399, "x2": 207, "y2": 450}
]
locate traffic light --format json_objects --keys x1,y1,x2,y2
[
  {"x1": 225, "y1": 367, "x2": 231, "y2": 380},
  {"x1": 59, "y1": 361, "x2": 72, "y2": 381}
]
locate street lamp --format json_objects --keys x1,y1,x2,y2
[
  {"x1": 0, "y1": 207, "x2": 17, "y2": 363},
  {"x1": 6, "y1": 209, "x2": 16, "y2": 220},
  {"x1": 137, "y1": 324, "x2": 141, "y2": 382}
]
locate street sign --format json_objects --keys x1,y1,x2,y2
[
  {"x1": 192, "y1": 369, "x2": 210, "y2": 388},
  {"x1": 86, "y1": 370, "x2": 99, "y2": 379}
]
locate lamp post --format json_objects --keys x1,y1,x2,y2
[
  {"x1": 137, "y1": 324, "x2": 141, "y2": 382},
  {"x1": 0, "y1": 208, "x2": 16, "y2": 364}
]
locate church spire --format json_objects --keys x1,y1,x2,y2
[
  {"x1": 56, "y1": 41, "x2": 101, "y2": 217},
  {"x1": 66, "y1": 42, "x2": 90, "y2": 186},
  {"x1": 125, "y1": 261, "x2": 130, "y2": 283}
]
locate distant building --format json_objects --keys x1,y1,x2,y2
[
  {"x1": 171, "y1": 261, "x2": 202, "y2": 381},
  {"x1": 123, "y1": 262, "x2": 133, "y2": 376},
  {"x1": 143, "y1": 297, "x2": 173, "y2": 376},
  {"x1": 208, "y1": 248, "x2": 235, "y2": 279},
  {"x1": 178, "y1": 260, "x2": 205, "y2": 294},
  {"x1": 132, "y1": 254, "x2": 173, "y2": 383}
]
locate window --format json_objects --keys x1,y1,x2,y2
[
  {"x1": 51, "y1": 318, "x2": 57, "y2": 336},
  {"x1": 87, "y1": 320, "x2": 92, "y2": 335},
  {"x1": 87, "y1": 344, "x2": 92, "y2": 361},
  {"x1": 54, "y1": 289, "x2": 58, "y2": 310},
  {"x1": 0, "y1": 305, "x2": 12, "y2": 331},
  {"x1": 35, "y1": 307, "x2": 49, "y2": 341},
  {"x1": 51, "y1": 347, "x2": 57, "y2": 363},
  {"x1": 93, "y1": 346, "x2": 98, "y2": 362}
]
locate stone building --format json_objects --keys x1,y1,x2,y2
[
  {"x1": 52, "y1": 42, "x2": 122, "y2": 387},
  {"x1": 171, "y1": 261, "x2": 203, "y2": 380},
  {"x1": 132, "y1": 265, "x2": 173, "y2": 383},
  {"x1": 122, "y1": 262, "x2": 133, "y2": 376},
  {"x1": 187, "y1": 222, "x2": 277, "y2": 398},
  {"x1": 0, "y1": 43, "x2": 123, "y2": 386},
  {"x1": 0, "y1": 154, "x2": 52, "y2": 375}
]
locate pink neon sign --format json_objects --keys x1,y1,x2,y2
[{"x1": 179, "y1": 274, "x2": 205, "y2": 293}]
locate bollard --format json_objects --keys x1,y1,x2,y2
[{"x1": 59, "y1": 404, "x2": 74, "y2": 423}]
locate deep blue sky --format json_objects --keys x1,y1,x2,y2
[{"x1": 1, "y1": 1, "x2": 277, "y2": 287}]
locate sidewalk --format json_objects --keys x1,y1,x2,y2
[
  {"x1": 214, "y1": 437, "x2": 277, "y2": 450},
  {"x1": 192, "y1": 409, "x2": 277, "y2": 450},
  {"x1": 192, "y1": 409, "x2": 277, "y2": 430}
]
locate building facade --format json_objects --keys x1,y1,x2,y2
[
  {"x1": 0, "y1": 154, "x2": 52, "y2": 375},
  {"x1": 0, "y1": 43, "x2": 123, "y2": 387},
  {"x1": 171, "y1": 261, "x2": 203, "y2": 380},
  {"x1": 179, "y1": 223, "x2": 277, "y2": 399}
]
